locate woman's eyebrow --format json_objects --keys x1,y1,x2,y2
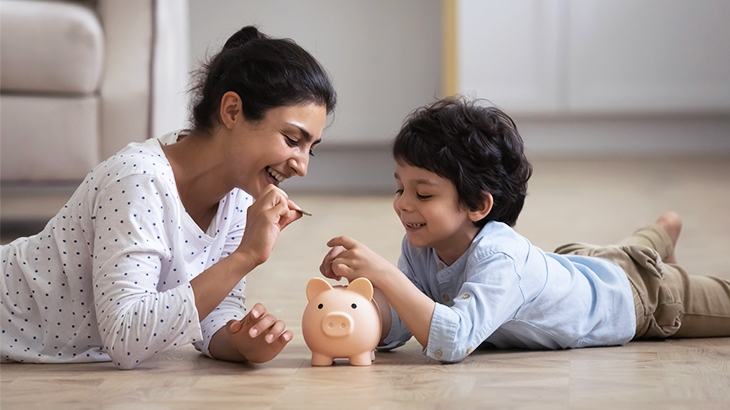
[{"x1": 286, "y1": 122, "x2": 321, "y2": 145}]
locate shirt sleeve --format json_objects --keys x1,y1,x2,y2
[
  {"x1": 194, "y1": 192, "x2": 252, "y2": 357},
  {"x1": 425, "y1": 251, "x2": 525, "y2": 363},
  {"x1": 91, "y1": 174, "x2": 203, "y2": 369}
]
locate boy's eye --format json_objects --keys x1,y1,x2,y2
[{"x1": 417, "y1": 193, "x2": 432, "y2": 200}]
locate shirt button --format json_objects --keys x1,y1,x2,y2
[
  {"x1": 434, "y1": 349, "x2": 443, "y2": 359},
  {"x1": 442, "y1": 294, "x2": 450, "y2": 302},
  {"x1": 461, "y1": 293, "x2": 471, "y2": 300},
  {"x1": 467, "y1": 347, "x2": 473, "y2": 354}
]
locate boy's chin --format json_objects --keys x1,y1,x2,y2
[{"x1": 405, "y1": 236, "x2": 429, "y2": 249}]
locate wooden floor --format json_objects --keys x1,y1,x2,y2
[{"x1": 2, "y1": 157, "x2": 730, "y2": 409}]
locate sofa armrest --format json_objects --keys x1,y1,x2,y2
[
  {"x1": 97, "y1": 0, "x2": 189, "y2": 159},
  {"x1": 98, "y1": 0, "x2": 154, "y2": 158}
]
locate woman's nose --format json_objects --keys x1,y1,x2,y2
[{"x1": 289, "y1": 154, "x2": 308, "y2": 177}]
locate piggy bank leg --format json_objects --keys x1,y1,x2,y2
[
  {"x1": 348, "y1": 351, "x2": 373, "y2": 366},
  {"x1": 311, "y1": 352, "x2": 335, "y2": 366}
]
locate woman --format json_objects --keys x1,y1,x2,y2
[{"x1": 1, "y1": 26, "x2": 336, "y2": 369}]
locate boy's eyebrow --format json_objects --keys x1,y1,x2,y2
[{"x1": 393, "y1": 172, "x2": 438, "y2": 186}]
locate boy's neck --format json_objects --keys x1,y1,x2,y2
[{"x1": 433, "y1": 224, "x2": 482, "y2": 266}]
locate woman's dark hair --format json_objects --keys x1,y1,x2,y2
[
  {"x1": 190, "y1": 26, "x2": 336, "y2": 132},
  {"x1": 392, "y1": 96, "x2": 533, "y2": 227}
]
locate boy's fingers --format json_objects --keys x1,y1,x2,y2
[
  {"x1": 327, "y1": 236, "x2": 358, "y2": 249},
  {"x1": 332, "y1": 262, "x2": 353, "y2": 278}
]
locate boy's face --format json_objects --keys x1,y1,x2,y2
[{"x1": 393, "y1": 161, "x2": 481, "y2": 265}]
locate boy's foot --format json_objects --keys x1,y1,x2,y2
[{"x1": 656, "y1": 211, "x2": 682, "y2": 264}]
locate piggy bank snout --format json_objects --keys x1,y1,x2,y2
[{"x1": 322, "y1": 311, "x2": 354, "y2": 337}]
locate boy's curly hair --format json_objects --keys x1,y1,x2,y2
[{"x1": 392, "y1": 97, "x2": 533, "y2": 227}]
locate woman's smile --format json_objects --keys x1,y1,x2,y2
[{"x1": 266, "y1": 166, "x2": 286, "y2": 185}]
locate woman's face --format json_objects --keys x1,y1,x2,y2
[{"x1": 229, "y1": 102, "x2": 327, "y2": 198}]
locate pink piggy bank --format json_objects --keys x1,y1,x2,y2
[{"x1": 302, "y1": 277, "x2": 381, "y2": 366}]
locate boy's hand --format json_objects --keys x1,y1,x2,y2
[
  {"x1": 320, "y1": 245, "x2": 346, "y2": 280},
  {"x1": 225, "y1": 303, "x2": 293, "y2": 364},
  {"x1": 324, "y1": 236, "x2": 397, "y2": 286}
]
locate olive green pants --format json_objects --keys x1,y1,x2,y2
[{"x1": 555, "y1": 224, "x2": 730, "y2": 339}]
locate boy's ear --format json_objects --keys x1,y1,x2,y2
[
  {"x1": 468, "y1": 192, "x2": 493, "y2": 223},
  {"x1": 219, "y1": 91, "x2": 243, "y2": 129}
]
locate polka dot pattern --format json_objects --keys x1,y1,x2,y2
[{"x1": 1, "y1": 132, "x2": 252, "y2": 369}]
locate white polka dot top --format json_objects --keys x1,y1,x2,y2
[{"x1": 1, "y1": 131, "x2": 252, "y2": 369}]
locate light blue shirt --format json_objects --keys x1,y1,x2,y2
[{"x1": 380, "y1": 221, "x2": 636, "y2": 363}]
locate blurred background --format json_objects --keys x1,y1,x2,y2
[{"x1": 1, "y1": 0, "x2": 730, "y2": 239}]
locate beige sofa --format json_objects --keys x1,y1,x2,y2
[{"x1": 0, "y1": 0, "x2": 190, "y2": 227}]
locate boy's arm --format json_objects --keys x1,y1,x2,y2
[
  {"x1": 371, "y1": 287, "x2": 392, "y2": 344},
  {"x1": 327, "y1": 236, "x2": 436, "y2": 349}
]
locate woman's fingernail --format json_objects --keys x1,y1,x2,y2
[
  {"x1": 250, "y1": 328, "x2": 258, "y2": 337},
  {"x1": 266, "y1": 334, "x2": 274, "y2": 343}
]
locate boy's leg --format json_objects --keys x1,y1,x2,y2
[
  {"x1": 614, "y1": 214, "x2": 730, "y2": 337},
  {"x1": 614, "y1": 212, "x2": 678, "y2": 263},
  {"x1": 663, "y1": 264, "x2": 730, "y2": 338},
  {"x1": 555, "y1": 217, "x2": 730, "y2": 338}
]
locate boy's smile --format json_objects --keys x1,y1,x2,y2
[{"x1": 392, "y1": 161, "x2": 483, "y2": 266}]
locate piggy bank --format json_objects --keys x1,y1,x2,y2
[{"x1": 302, "y1": 277, "x2": 381, "y2": 366}]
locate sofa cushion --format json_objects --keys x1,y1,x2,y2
[
  {"x1": 0, "y1": 0, "x2": 104, "y2": 95},
  {"x1": 0, "y1": 94, "x2": 100, "y2": 181}
]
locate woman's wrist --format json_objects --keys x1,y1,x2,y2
[{"x1": 226, "y1": 250, "x2": 259, "y2": 279}]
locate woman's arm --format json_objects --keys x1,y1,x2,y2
[{"x1": 193, "y1": 185, "x2": 299, "y2": 361}]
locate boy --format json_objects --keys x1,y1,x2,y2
[{"x1": 320, "y1": 97, "x2": 730, "y2": 363}]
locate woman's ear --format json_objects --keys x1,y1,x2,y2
[
  {"x1": 219, "y1": 91, "x2": 243, "y2": 129},
  {"x1": 468, "y1": 192, "x2": 493, "y2": 223}
]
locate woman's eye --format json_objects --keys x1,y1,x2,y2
[
  {"x1": 417, "y1": 193, "x2": 432, "y2": 200},
  {"x1": 395, "y1": 189, "x2": 404, "y2": 195},
  {"x1": 284, "y1": 135, "x2": 298, "y2": 147},
  {"x1": 309, "y1": 148, "x2": 315, "y2": 157}
]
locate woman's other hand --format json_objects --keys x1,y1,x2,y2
[{"x1": 225, "y1": 303, "x2": 293, "y2": 363}]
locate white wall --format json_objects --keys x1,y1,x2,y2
[
  {"x1": 457, "y1": 0, "x2": 730, "y2": 157},
  {"x1": 187, "y1": 0, "x2": 730, "y2": 193},
  {"x1": 189, "y1": 0, "x2": 442, "y2": 146}
]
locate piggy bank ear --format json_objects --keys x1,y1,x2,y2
[
  {"x1": 346, "y1": 277, "x2": 374, "y2": 301},
  {"x1": 306, "y1": 277, "x2": 333, "y2": 301}
]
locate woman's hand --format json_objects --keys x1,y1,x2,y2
[
  {"x1": 225, "y1": 303, "x2": 293, "y2": 364},
  {"x1": 236, "y1": 184, "x2": 303, "y2": 267}
]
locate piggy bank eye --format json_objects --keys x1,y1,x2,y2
[
  {"x1": 317, "y1": 303, "x2": 323, "y2": 309},
  {"x1": 351, "y1": 303, "x2": 357, "y2": 309}
]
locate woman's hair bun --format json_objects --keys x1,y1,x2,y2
[{"x1": 222, "y1": 26, "x2": 268, "y2": 51}]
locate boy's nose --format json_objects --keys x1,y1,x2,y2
[{"x1": 393, "y1": 193, "x2": 410, "y2": 212}]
